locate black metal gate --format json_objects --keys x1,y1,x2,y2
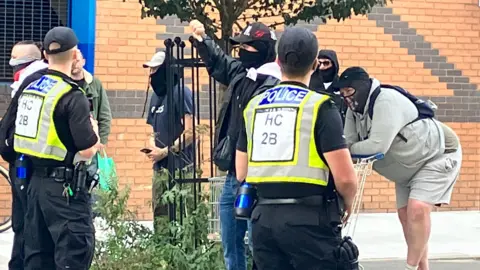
[{"x1": 159, "y1": 36, "x2": 234, "y2": 227}]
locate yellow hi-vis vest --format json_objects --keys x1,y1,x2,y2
[
  {"x1": 14, "y1": 74, "x2": 78, "y2": 161},
  {"x1": 243, "y1": 84, "x2": 331, "y2": 186}
]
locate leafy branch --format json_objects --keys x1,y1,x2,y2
[{"x1": 136, "y1": 0, "x2": 390, "y2": 42}]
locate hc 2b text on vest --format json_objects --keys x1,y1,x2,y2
[
  {"x1": 16, "y1": 94, "x2": 44, "y2": 139},
  {"x1": 251, "y1": 107, "x2": 298, "y2": 163}
]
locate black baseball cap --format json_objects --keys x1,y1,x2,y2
[
  {"x1": 43, "y1": 26, "x2": 79, "y2": 55},
  {"x1": 333, "y1": 67, "x2": 370, "y2": 90},
  {"x1": 277, "y1": 26, "x2": 318, "y2": 70},
  {"x1": 230, "y1": 22, "x2": 277, "y2": 45}
]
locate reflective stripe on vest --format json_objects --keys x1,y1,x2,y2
[
  {"x1": 14, "y1": 74, "x2": 72, "y2": 161},
  {"x1": 243, "y1": 84, "x2": 330, "y2": 186}
]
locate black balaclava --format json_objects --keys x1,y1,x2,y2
[
  {"x1": 239, "y1": 40, "x2": 276, "y2": 69},
  {"x1": 321, "y1": 67, "x2": 336, "y2": 83},
  {"x1": 309, "y1": 69, "x2": 325, "y2": 93},
  {"x1": 149, "y1": 59, "x2": 182, "y2": 97},
  {"x1": 336, "y1": 67, "x2": 371, "y2": 114},
  {"x1": 309, "y1": 50, "x2": 339, "y2": 93},
  {"x1": 142, "y1": 62, "x2": 182, "y2": 118},
  {"x1": 317, "y1": 50, "x2": 339, "y2": 83},
  {"x1": 150, "y1": 66, "x2": 168, "y2": 97},
  {"x1": 346, "y1": 79, "x2": 372, "y2": 114}
]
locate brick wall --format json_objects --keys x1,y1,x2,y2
[{"x1": 0, "y1": 0, "x2": 479, "y2": 221}]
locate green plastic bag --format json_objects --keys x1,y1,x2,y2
[{"x1": 97, "y1": 149, "x2": 117, "y2": 191}]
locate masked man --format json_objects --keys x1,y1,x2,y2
[
  {"x1": 141, "y1": 51, "x2": 194, "y2": 231},
  {"x1": 309, "y1": 50, "x2": 347, "y2": 123},
  {"x1": 9, "y1": 40, "x2": 49, "y2": 98},
  {"x1": 189, "y1": 20, "x2": 281, "y2": 270},
  {"x1": 337, "y1": 67, "x2": 462, "y2": 270}
]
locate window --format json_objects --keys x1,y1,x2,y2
[{"x1": 0, "y1": 0, "x2": 70, "y2": 82}]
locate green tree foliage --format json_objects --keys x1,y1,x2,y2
[{"x1": 135, "y1": 0, "x2": 390, "y2": 42}]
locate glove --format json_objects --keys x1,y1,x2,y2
[{"x1": 334, "y1": 236, "x2": 360, "y2": 270}]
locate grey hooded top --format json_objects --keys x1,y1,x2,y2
[{"x1": 344, "y1": 78, "x2": 447, "y2": 184}]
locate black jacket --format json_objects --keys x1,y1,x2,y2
[
  {"x1": 0, "y1": 68, "x2": 47, "y2": 163},
  {"x1": 196, "y1": 36, "x2": 281, "y2": 172}
]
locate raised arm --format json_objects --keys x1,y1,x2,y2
[{"x1": 190, "y1": 20, "x2": 244, "y2": 86}]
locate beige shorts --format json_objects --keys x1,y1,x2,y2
[{"x1": 395, "y1": 147, "x2": 462, "y2": 209}]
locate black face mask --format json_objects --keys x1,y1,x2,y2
[
  {"x1": 239, "y1": 49, "x2": 265, "y2": 69},
  {"x1": 309, "y1": 69, "x2": 326, "y2": 93},
  {"x1": 346, "y1": 80, "x2": 372, "y2": 114},
  {"x1": 321, "y1": 67, "x2": 336, "y2": 83},
  {"x1": 150, "y1": 67, "x2": 167, "y2": 97},
  {"x1": 11, "y1": 62, "x2": 33, "y2": 75}
]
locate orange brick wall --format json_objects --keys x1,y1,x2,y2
[
  {"x1": 390, "y1": 0, "x2": 480, "y2": 85},
  {"x1": 314, "y1": 15, "x2": 452, "y2": 97}
]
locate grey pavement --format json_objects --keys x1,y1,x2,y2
[
  {"x1": 361, "y1": 259, "x2": 480, "y2": 269},
  {"x1": 0, "y1": 211, "x2": 479, "y2": 269}
]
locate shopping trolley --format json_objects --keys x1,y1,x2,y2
[
  {"x1": 343, "y1": 153, "x2": 384, "y2": 238},
  {"x1": 206, "y1": 176, "x2": 251, "y2": 243},
  {"x1": 207, "y1": 176, "x2": 226, "y2": 242},
  {"x1": 207, "y1": 153, "x2": 384, "y2": 242}
]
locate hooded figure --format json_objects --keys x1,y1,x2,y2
[
  {"x1": 309, "y1": 50, "x2": 339, "y2": 93},
  {"x1": 310, "y1": 50, "x2": 346, "y2": 123}
]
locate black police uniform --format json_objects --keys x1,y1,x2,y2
[
  {"x1": 15, "y1": 27, "x2": 98, "y2": 270},
  {"x1": 1, "y1": 62, "x2": 48, "y2": 270},
  {"x1": 237, "y1": 81, "x2": 348, "y2": 270},
  {"x1": 0, "y1": 53, "x2": 47, "y2": 270}
]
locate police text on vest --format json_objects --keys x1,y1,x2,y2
[{"x1": 259, "y1": 87, "x2": 308, "y2": 105}]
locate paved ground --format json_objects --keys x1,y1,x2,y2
[
  {"x1": 1, "y1": 211, "x2": 479, "y2": 269},
  {"x1": 360, "y1": 259, "x2": 480, "y2": 269}
]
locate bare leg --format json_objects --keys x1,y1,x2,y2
[
  {"x1": 405, "y1": 199, "x2": 432, "y2": 267},
  {"x1": 418, "y1": 245, "x2": 429, "y2": 270},
  {"x1": 397, "y1": 207, "x2": 408, "y2": 242}
]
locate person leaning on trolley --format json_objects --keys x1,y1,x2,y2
[{"x1": 235, "y1": 26, "x2": 359, "y2": 270}]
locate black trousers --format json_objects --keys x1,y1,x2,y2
[
  {"x1": 8, "y1": 164, "x2": 28, "y2": 270},
  {"x1": 251, "y1": 204, "x2": 342, "y2": 270},
  {"x1": 24, "y1": 175, "x2": 95, "y2": 270}
]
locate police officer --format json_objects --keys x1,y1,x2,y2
[
  {"x1": 13, "y1": 27, "x2": 100, "y2": 270},
  {"x1": 235, "y1": 27, "x2": 359, "y2": 270}
]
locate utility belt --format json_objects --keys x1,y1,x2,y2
[
  {"x1": 257, "y1": 195, "x2": 324, "y2": 206},
  {"x1": 235, "y1": 183, "x2": 345, "y2": 224},
  {"x1": 20, "y1": 161, "x2": 99, "y2": 204}
]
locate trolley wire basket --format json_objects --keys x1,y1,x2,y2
[
  {"x1": 207, "y1": 176, "x2": 226, "y2": 242},
  {"x1": 343, "y1": 153, "x2": 384, "y2": 238}
]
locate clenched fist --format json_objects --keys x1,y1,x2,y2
[{"x1": 189, "y1": 20, "x2": 205, "y2": 42}]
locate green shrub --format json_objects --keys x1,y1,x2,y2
[{"x1": 91, "y1": 170, "x2": 225, "y2": 270}]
